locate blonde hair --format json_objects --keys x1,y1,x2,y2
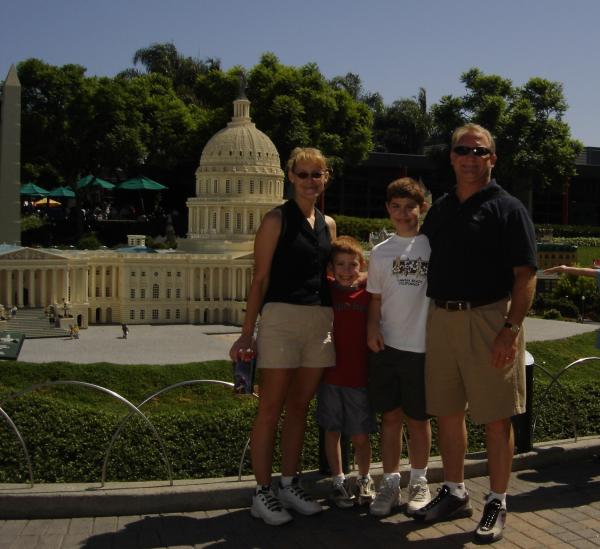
[
  {"x1": 330, "y1": 236, "x2": 365, "y2": 265},
  {"x1": 386, "y1": 177, "x2": 426, "y2": 206},
  {"x1": 451, "y1": 123, "x2": 496, "y2": 153},
  {"x1": 286, "y1": 147, "x2": 329, "y2": 174}
]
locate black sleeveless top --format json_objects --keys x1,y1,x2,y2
[{"x1": 263, "y1": 200, "x2": 332, "y2": 307}]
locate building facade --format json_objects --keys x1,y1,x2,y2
[{"x1": 0, "y1": 96, "x2": 283, "y2": 328}]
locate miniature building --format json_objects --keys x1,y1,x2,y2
[{"x1": 0, "y1": 95, "x2": 284, "y2": 327}]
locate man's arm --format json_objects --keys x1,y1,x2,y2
[
  {"x1": 491, "y1": 265, "x2": 536, "y2": 369},
  {"x1": 544, "y1": 265, "x2": 598, "y2": 277}
]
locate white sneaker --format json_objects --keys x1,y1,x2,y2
[
  {"x1": 406, "y1": 480, "x2": 432, "y2": 515},
  {"x1": 250, "y1": 486, "x2": 293, "y2": 526},
  {"x1": 330, "y1": 478, "x2": 355, "y2": 509},
  {"x1": 369, "y1": 476, "x2": 400, "y2": 516},
  {"x1": 278, "y1": 477, "x2": 323, "y2": 515}
]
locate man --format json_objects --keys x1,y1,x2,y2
[{"x1": 413, "y1": 123, "x2": 537, "y2": 544}]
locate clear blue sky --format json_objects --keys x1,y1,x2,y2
[{"x1": 2, "y1": 0, "x2": 600, "y2": 146}]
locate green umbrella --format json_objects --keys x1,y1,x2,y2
[
  {"x1": 48, "y1": 186, "x2": 76, "y2": 198},
  {"x1": 20, "y1": 182, "x2": 49, "y2": 197},
  {"x1": 117, "y1": 176, "x2": 167, "y2": 190},
  {"x1": 76, "y1": 175, "x2": 115, "y2": 190}
]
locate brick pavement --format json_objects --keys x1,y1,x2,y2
[{"x1": 0, "y1": 457, "x2": 598, "y2": 548}]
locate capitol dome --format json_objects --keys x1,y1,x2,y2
[{"x1": 179, "y1": 94, "x2": 284, "y2": 254}]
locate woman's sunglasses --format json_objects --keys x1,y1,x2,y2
[{"x1": 293, "y1": 171, "x2": 328, "y2": 180}]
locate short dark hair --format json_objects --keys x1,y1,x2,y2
[{"x1": 386, "y1": 177, "x2": 425, "y2": 205}]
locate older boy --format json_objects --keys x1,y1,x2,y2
[{"x1": 367, "y1": 178, "x2": 432, "y2": 516}]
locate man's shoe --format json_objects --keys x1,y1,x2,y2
[
  {"x1": 278, "y1": 477, "x2": 323, "y2": 515},
  {"x1": 250, "y1": 486, "x2": 293, "y2": 526},
  {"x1": 355, "y1": 475, "x2": 376, "y2": 505},
  {"x1": 330, "y1": 478, "x2": 355, "y2": 509},
  {"x1": 406, "y1": 480, "x2": 432, "y2": 515},
  {"x1": 412, "y1": 484, "x2": 473, "y2": 523},
  {"x1": 369, "y1": 476, "x2": 400, "y2": 516},
  {"x1": 474, "y1": 498, "x2": 506, "y2": 544}
]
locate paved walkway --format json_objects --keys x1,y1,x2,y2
[
  {"x1": 15, "y1": 317, "x2": 600, "y2": 365},
  {"x1": 0, "y1": 456, "x2": 598, "y2": 548}
]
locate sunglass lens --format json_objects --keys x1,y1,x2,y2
[{"x1": 453, "y1": 146, "x2": 470, "y2": 156}]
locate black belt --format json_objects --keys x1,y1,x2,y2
[{"x1": 434, "y1": 297, "x2": 502, "y2": 311}]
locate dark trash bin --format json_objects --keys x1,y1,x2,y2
[{"x1": 511, "y1": 350, "x2": 535, "y2": 453}]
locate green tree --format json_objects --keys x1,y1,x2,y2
[
  {"x1": 429, "y1": 68, "x2": 582, "y2": 206},
  {"x1": 124, "y1": 42, "x2": 220, "y2": 104},
  {"x1": 373, "y1": 88, "x2": 432, "y2": 154},
  {"x1": 247, "y1": 53, "x2": 373, "y2": 172}
]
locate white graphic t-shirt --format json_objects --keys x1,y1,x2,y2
[{"x1": 367, "y1": 234, "x2": 430, "y2": 352}]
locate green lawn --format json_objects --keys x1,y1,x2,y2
[{"x1": 577, "y1": 246, "x2": 600, "y2": 267}]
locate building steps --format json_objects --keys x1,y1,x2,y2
[{"x1": 2, "y1": 308, "x2": 68, "y2": 339}]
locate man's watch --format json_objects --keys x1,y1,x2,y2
[{"x1": 503, "y1": 322, "x2": 521, "y2": 335}]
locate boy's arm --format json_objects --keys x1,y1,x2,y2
[
  {"x1": 367, "y1": 293, "x2": 385, "y2": 352},
  {"x1": 544, "y1": 265, "x2": 599, "y2": 277}
]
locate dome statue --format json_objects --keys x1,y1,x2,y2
[{"x1": 179, "y1": 90, "x2": 284, "y2": 254}]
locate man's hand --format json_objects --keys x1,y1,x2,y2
[{"x1": 491, "y1": 328, "x2": 517, "y2": 369}]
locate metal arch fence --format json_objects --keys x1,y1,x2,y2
[
  {"x1": 531, "y1": 356, "x2": 600, "y2": 442},
  {"x1": 0, "y1": 358, "x2": 596, "y2": 488},
  {"x1": 0, "y1": 381, "x2": 173, "y2": 486},
  {"x1": 100, "y1": 379, "x2": 257, "y2": 486},
  {"x1": 0, "y1": 379, "x2": 257, "y2": 488}
]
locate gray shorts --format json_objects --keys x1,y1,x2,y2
[
  {"x1": 316, "y1": 383, "x2": 377, "y2": 436},
  {"x1": 368, "y1": 346, "x2": 428, "y2": 420}
]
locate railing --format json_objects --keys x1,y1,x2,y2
[
  {"x1": 0, "y1": 380, "x2": 257, "y2": 487},
  {"x1": 0, "y1": 357, "x2": 596, "y2": 487}
]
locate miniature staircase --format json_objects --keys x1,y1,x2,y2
[{"x1": 2, "y1": 308, "x2": 68, "y2": 339}]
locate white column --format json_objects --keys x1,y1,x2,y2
[
  {"x1": 83, "y1": 268, "x2": 89, "y2": 302},
  {"x1": 208, "y1": 268, "x2": 214, "y2": 301},
  {"x1": 90, "y1": 266, "x2": 96, "y2": 300},
  {"x1": 4, "y1": 270, "x2": 12, "y2": 306},
  {"x1": 51, "y1": 269, "x2": 57, "y2": 303},
  {"x1": 203, "y1": 206, "x2": 209, "y2": 232},
  {"x1": 29, "y1": 270, "x2": 36, "y2": 307},
  {"x1": 40, "y1": 269, "x2": 47, "y2": 306},
  {"x1": 111, "y1": 266, "x2": 117, "y2": 298},
  {"x1": 61, "y1": 269, "x2": 68, "y2": 302},
  {"x1": 100, "y1": 267, "x2": 106, "y2": 298},
  {"x1": 16, "y1": 270, "x2": 24, "y2": 307}
]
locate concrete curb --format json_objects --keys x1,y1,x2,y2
[{"x1": 0, "y1": 436, "x2": 597, "y2": 519}]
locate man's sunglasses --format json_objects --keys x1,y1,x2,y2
[
  {"x1": 453, "y1": 146, "x2": 492, "y2": 157},
  {"x1": 294, "y1": 170, "x2": 328, "y2": 180}
]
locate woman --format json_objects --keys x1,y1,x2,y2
[{"x1": 229, "y1": 147, "x2": 336, "y2": 526}]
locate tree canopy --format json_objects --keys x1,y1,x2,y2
[
  {"x1": 429, "y1": 68, "x2": 583, "y2": 202},
  {"x1": 15, "y1": 48, "x2": 583, "y2": 217}
]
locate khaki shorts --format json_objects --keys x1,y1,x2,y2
[
  {"x1": 256, "y1": 302, "x2": 335, "y2": 369},
  {"x1": 425, "y1": 299, "x2": 526, "y2": 425}
]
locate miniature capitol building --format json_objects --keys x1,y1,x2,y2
[{"x1": 0, "y1": 95, "x2": 284, "y2": 328}]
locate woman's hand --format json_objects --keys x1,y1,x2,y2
[{"x1": 229, "y1": 333, "x2": 255, "y2": 362}]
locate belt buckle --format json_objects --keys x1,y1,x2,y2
[{"x1": 448, "y1": 300, "x2": 469, "y2": 311}]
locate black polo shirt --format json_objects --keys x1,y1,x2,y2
[{"x1": 421, "y1": 180, "x2": 537, "y2": 302}]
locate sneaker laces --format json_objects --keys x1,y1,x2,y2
[
  {"x1": 409, "y1": 483, "x2": 429, "y2": 501},
  {"x1": 377, "y1": 477, "x2": 398, "y2": 500},
  {"x1": 420, "y1": 484, "x2": 449, "y2": 511},
  {"x1": 286, "y1": 480, "x2": 314, "y2": 502},
  {"x1": 479, "y1": 499, "x2": 503, "y2": 530},
  {"x1": 257, "y1": 488, "x2": 284, "y2": 512}
]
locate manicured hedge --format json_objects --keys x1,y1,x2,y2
[{"x1": 0, "y1": 378, "x2": 597, "y2": 483}]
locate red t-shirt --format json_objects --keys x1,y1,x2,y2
[{"x1": 323, "y1": 279, "x2": 370, "y2": 388}]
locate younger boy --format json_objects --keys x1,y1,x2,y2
[
  {"x1": 316, "y1": 236, "x2": 377, "y2": 508},
  {"x1": 367, "y1": 178, "x2": 432, "y2": 516}
]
